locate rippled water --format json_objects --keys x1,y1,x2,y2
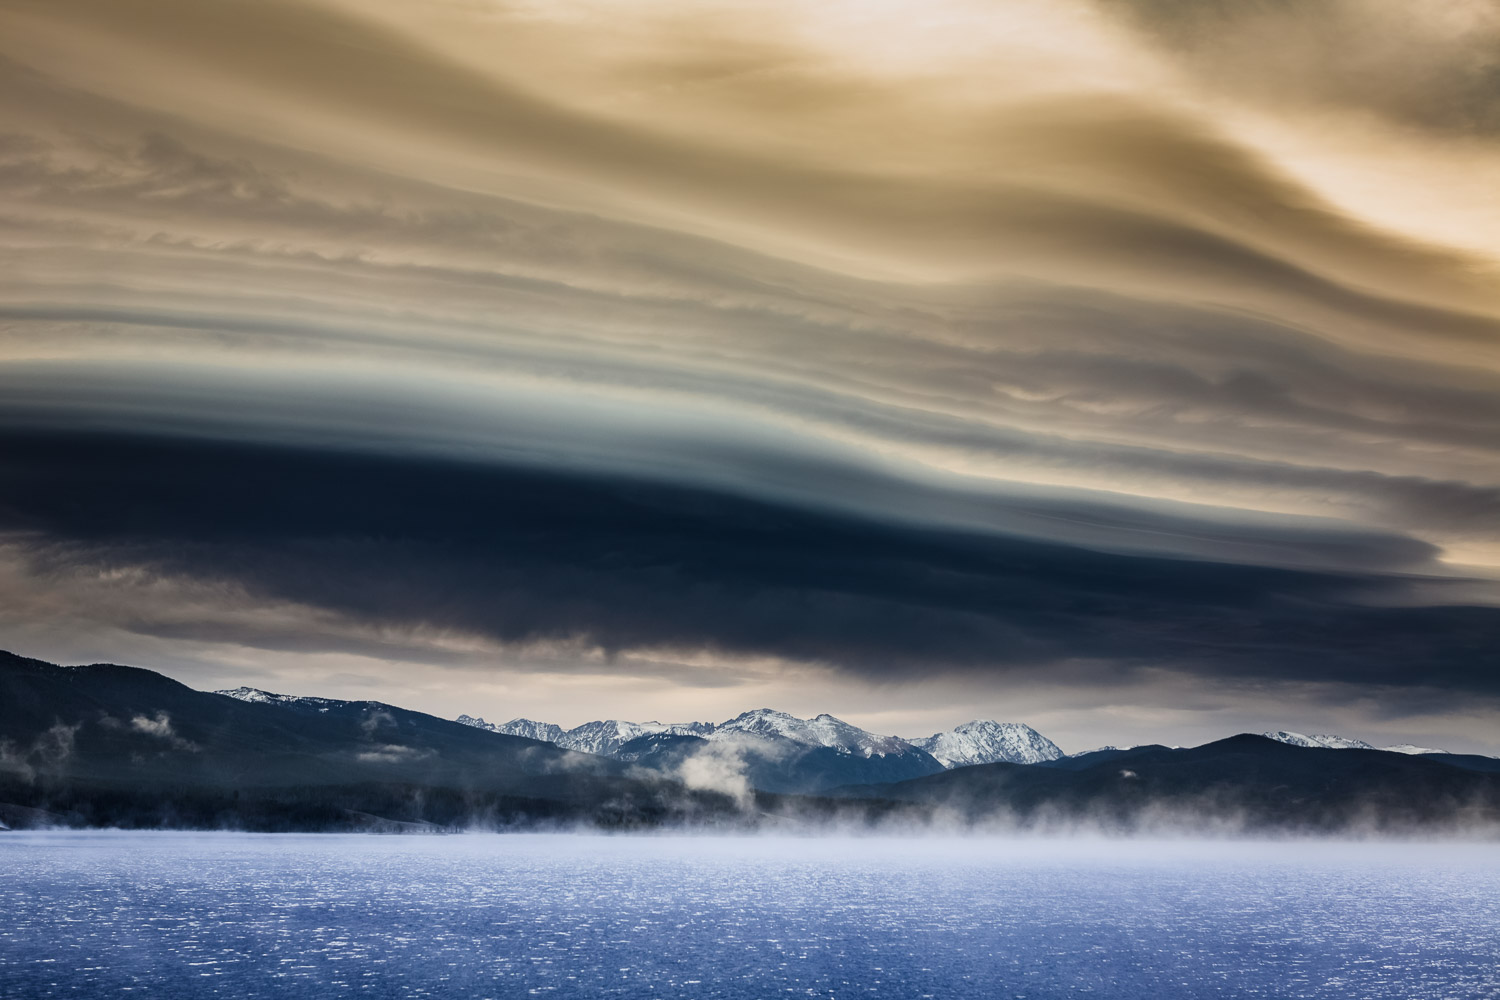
[{"x1": 2, "y1": 832, "x2": 1498, "y2": 999}]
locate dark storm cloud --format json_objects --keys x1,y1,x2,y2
[
  {"x1": 0, "y1": 0, "x2": 1497, "y2": 741},
  {"x1": 0, "y1": 363, "x2": 1455, "y2": 574},
  {"x1": 2, "y1": 428, "x2": 1495, "y2": 694}
]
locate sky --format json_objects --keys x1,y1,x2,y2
[{"x1": 1, "y1": 0, "x2": 1498, "y2": 753}]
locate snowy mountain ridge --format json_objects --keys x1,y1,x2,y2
[
  {"x1": 456, "y1": 709, "x2": 1057, "y2": 768},
  {"x1": 555, "y1": 719, "x2": 715, "y2": 757},
  {"x1": 715, "y1": 709, "x2": 915, "y2": 758},
  {"x1": 1262, "y1": 731, "x2": 1450, "y2": 755},
  {"x1": 216, "y1": 687, "x2": 364, "y2": 713},
  {"x1": 1381, "y1": 743, "x2": 1451, "y2": 756},
  {"x1": 465, "y1": 716, "x2": 715, "y2": 757},
  {"x1": 459, "y1": 716, "x2": 566, "y2": 745},
  {"x1": 911, "y1": 720, "x2": 1063, "y2": 767},
  {"x1": 219, "y1": 689, "x2": 1469, "y2": 766},
  {"x1": 1263, "y1": 731, "x2": 1376, "y2": 750}
]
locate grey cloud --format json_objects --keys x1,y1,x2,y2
[
  {"x1": 1105, "y1": 0, "x2": 1500, "y2": 137},
  {"x1": 0, "y1": 720, "x2": 80, "y2": 782},
  {"x1": 356, "y1": 744, "x2": 435, "y2": 764},
  {"x1": 1, "y1": 0, "x2": 1497, "y2": 740},
  {"x1": 129, "y1": 711, "x2": 199, "y2": 752},
  {"x1": 1, "y1": 427, "x2": 1496, "y2": 706},
  {"x1": 0, "y1": 363, "x2": 1462, "y2": 575},
  {"x1": 2, "y1": 274, "x2": 1498, "y2": 560},
  {"x1": 359, "y1": 710, "x2": 396, "y2": 739}
]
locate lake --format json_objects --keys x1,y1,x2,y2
[{"x1": 2, "y1": 832, "x2": 1497, "y2": 998}]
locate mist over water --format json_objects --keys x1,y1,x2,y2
[{"x1": 4, "y1": 832, "x2": 1498, "y2": 998}]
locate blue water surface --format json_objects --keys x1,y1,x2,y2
[{"x1": 2, "y1": 832, "x2": 1497, "y2": 999}]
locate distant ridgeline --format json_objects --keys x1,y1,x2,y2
[
  {"x1": 448, "y1": 710, "x2": 1063, "y2": 794},
  {"x1": 3, "y1": 650, "x2": 1499, "y2": 835}
]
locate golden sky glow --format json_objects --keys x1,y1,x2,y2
[{"x1": 1, "y1": 0, "x2": 1497, "y2": 750}]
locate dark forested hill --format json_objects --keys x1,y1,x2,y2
[
  {"x1": 4, "y1": 651, "x2": 1498, "y2": 836},
  {"x1": 0, "y1": 651, "x2": 740, "y2": 830},
  {"x1": 829, "y1": 734, "x2": 1500, "y2": 834}
]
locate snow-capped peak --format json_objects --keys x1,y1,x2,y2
[
  {"x1": 1263, "y1": 731, "x2": 1452, "y2": 755},
  {"x1": 558, "y1": 720, "x2": 675, "y2": 756},
  {"x1": 454, "y1": 716, "x2": 715, "y2": 755},
  {"x1": 453, "y1": 707, "x2": 1059, "y2": 764},
  {"x1": 218, "y1": 686, "x2": 279, "y2": 704},
  {"x1": 460, "y1": 717, "x2": 568, "y2": 744},
  {"x1": 1263, "y1": 731, "x2": 1376, "y2": 750},
  {"x1": 913, "y1": 720, "x2": 1064, "y2": 767},
  {"x1": 216, "y1": 687, "x2": 350, "y2": 711},
  {"x1": 714, "y1": 709, "x2": 915, "y2": 757},
  {"x1": 1381, "y1": 743, "x2": 1450, "y2": 756}
]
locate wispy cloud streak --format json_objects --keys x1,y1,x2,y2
[{"x1": 0, "y1": 0, "x2": 1496, "y2": 742}]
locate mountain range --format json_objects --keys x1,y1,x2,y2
[
  {"x1": 4, "y1": 650, "x2": 1498, "y2": 835},
  {"x1": 446, "y1": 708, "x2": 1063, "y2": 793}
]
